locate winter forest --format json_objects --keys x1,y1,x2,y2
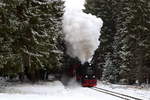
[{"x1": 0, "y1": 0, "x2": 150, "y2": 86}]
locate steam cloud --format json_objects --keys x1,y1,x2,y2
[{"x1": 63, "y1": 0, "x2": 103, "y2": 64}]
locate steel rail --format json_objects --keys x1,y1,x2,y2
[{"x1": 90, "y1": 87, "x2": 142, "y2": 100}]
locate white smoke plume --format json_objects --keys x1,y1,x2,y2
[{"x1": 63, "y1": 0, "x2": 103, "y2": 64}]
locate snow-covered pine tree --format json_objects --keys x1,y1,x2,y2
[
  {"x1": 0, "y1": 0, "x2": 64, "y2": 81},
  {"x1": 112, "y1": 0, "x2": 137, "y2": 84},
  {"x1": 101, "y1": 53, "x2": 120, "y2": 83},
  {"x1": 0, "y1": 0, "x2": 22, "y2": 78},
  {"x1": 127, "y1": 0, "x2": 150, "y2": 84},
  {"x1": 115, "y1": 0, "x2": 150, "y2": 85}
]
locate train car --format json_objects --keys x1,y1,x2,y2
[{"x1": 76, "y1": 62, "x2": 97, "y2": 87}]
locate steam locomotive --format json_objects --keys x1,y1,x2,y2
[
  {"x1": 65, "y1": 59, "x2": 97, "y2": 87},
  {"x1": 75, "y1": 62, "x2": 97, "y2": 87}
]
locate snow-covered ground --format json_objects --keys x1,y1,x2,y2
[
  {"x1": 97, "y1": 82, "x2": 150, "y2": 100},
  {"x1": 0, "y1": 79, "x2": 150, "y2": 100}
]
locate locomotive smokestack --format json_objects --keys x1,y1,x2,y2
[{"x1": 63, "y1": 0, "x2": 103, "y2": 64}]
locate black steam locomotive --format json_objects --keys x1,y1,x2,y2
[
  {"x1": 75, "y1": 62, "x2": 97, "y2": 87},
  {"x1": 65, "y1": 59, "x2": 97, "y2": 87}
]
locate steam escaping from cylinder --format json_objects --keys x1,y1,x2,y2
[{"x1": 63, "y1": 0, "x2": 103, "y2": 64}]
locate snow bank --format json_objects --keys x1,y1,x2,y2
[
  {"x1": 0, "y1": 81, "x2": 120, "y2": 100},
  {"x1": 97, "y1": 81, "x2": 150, "y2": 100}
]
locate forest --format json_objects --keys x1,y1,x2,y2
[{"x1": 0, "y1": 0, "x2": 150, "y2": 85}]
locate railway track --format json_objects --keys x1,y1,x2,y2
[{"x1": 90, "y1": 87, "x2": 142, "y2": 100}]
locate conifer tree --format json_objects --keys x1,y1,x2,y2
[{"x1": 0, "y1": 0, "x2": 64, "y2": 81}]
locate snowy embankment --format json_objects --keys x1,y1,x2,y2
[
  {"x1": 0, "y1": 80, "x2": 150, "y2": 100},
  {"x1": 0, "y1": 80, "x2": 121, "y2": 100},
  {"x1": 97, "y1": 82, "x2": 150, "y2": 100}
]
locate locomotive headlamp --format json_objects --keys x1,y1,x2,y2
[
  {"x1": 85, "y1": 75, "x2": 88, "y2": 78},
  {"x1": 93, "y1": 75, "x2": 95, "y2": 78}
]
